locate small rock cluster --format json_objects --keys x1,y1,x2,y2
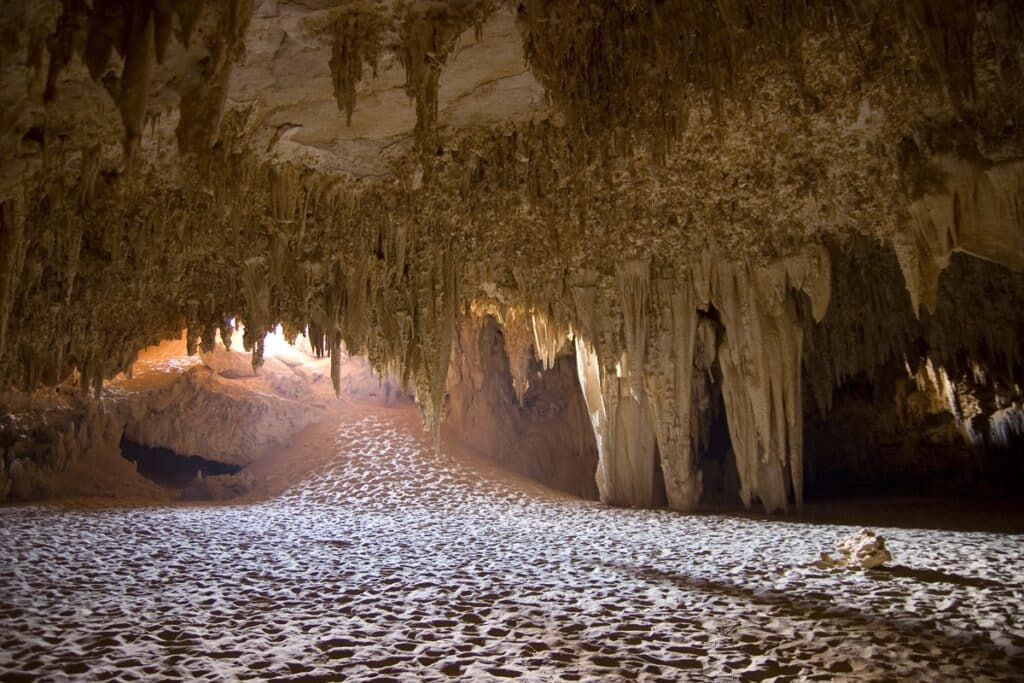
[{"x1": 819, "y1": 529, "x2": 893, "y2": 570}]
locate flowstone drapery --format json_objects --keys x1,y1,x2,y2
[{"x1": 563, "y1": 248, "x2": 830, "y2": 513}]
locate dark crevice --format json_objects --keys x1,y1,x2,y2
[
  {"x1": 119, "y1": 436, "x2": 241, "y2": 489},
  {"x1": 696, "y1": 388, "x2": 742, "y2": 507}
]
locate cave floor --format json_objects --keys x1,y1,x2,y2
[{"x1": 1, "y1": 410, "x2": 1022, "y2": 682}]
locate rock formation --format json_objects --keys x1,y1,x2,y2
[
  {"x1": 819, "y1": 529, "x2": 893, "y2": 570},
  {"x1": 1, "y1": 1, "x2": 1022, "y2": 509},
  {"x1": 445, "y1": 314, "x2": 598, "y2": 498},
  {"x1": 0, "y1": 332, "x2": 404, "y2": 501}
]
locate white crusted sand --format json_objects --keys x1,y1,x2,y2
[{"x1": 1, "y1": 408, "x2": 1022, "y2": 682}]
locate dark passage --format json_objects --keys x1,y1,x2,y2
[{"x1": 119, "y1": 437, "x2": 241, "y2": 488}]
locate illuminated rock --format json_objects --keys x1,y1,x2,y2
[{"x1": 820, "y1": 529, "x2": 893, "y2": 570}]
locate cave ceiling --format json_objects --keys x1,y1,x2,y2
[{"x1": 1, "y1": 0, "x2": 1023, "y2": 510}]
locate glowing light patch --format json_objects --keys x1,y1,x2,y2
[{"x1": 217, "y1": 322, "x2": 322, "y2": 365}]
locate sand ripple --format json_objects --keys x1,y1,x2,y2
[{"x1": 1, "y1": 412, "x2": 1022, "y2": 681}]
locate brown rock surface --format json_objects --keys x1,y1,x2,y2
[{"x1": 1, "y1": 0, "x2": 1022, "y2": 509}]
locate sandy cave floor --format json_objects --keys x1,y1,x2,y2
[{"x1": 1, "y1": 409, "x2": 1023, "y2": 682}]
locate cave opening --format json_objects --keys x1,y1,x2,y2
[
  {"x1": 695, "y1": 389, "x2": 743, "y2": 507},
  {"x1": 794, "y1": 249, "x2": 1024, "y2": 505},
  {"x1": 119, "y1": 436, "x2": 242, "y2": 489},
  {"x1": 802, "y1": 369, "x2": 1024, "y2": 504},
  {"x1": 650, "y1": 441, "x2": 669, "y2": 508}
]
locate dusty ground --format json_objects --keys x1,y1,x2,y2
[{"x1": 1, "y1": 406, "x2": 1022, "y2": 682}]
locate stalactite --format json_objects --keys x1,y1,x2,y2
[
  {"x1": 328, "y1": 0, "x2": 386, "y2": 126},
  {"x1": 43, "y1": 0, "x2": 85, "y2": 104},
  {"x1": 0, "y1": 200, "x2": 27, "y2": 364},
  {"x1": 396, "y1": 0, "x2": 494, "y2": 154},
  {"x1": 1, "y1": 0, "x2": 1022, "y2": 518},
  {"x1": 219, "y1": 318, "x2": 234, "y2": 352},
  {"x1": 330, "y1": 331, "x2": 342, "y2": 398},
  {"x1": 570, "y1": 262, "x2": 662, "y2": 509},
  {"x1": 176, "y1": 0, "x2": 255, "y2": 154},
  {"x1": 411, "y1": 244, "x2": 459, "y2": 450},
  {"x1": 251, "y1": 335, "x2": 265, "y2": 374},
  {"x1": 565, "y1": 258, "x2": 661, "y2": 508},
  {"x1": 498, "y1": 308, "x2": 533, "y2": 407},
  {"x1": 39, "y1": 1, "x2": 254, "y2": 160},
  {"x1": 904, "y1": 0, "x2": 978, "y2": 111},
  {"x1": 531, "y1": 311, "x2": 569, "y2": 371},
  {"x1": 713, "y1": 262, "x2": 795, "y2": 513},
  {"x1": 269, "y1": 164, "x2": 300, "y2": 223},
  {"x1": 803, "y1": 238, "x2": 919, "y2": 416},
  {"x1": 241, "y1": 257, "x2": 271, "y2": 340},
  {"x1": 703, "y1": 249, "x2": 830, "y2": 512},
  {"x1": 574, "y1": 336, "x2": 610, "y2": 501},
  {"x1": 894, "y1": 157, "x2": 1024, "y2": 315},
  {"x1": 517, "y1": 0, "x2": 1019, "y2": 159},
  {"x1": 110, "y1": 3, "x2": 156, "y2": 162},
  {"x1": 690, "y1": 318, "x2": 720, "y2": 459},
  {"x1": 568, "y1": 247, "x2": 830, "y2": 512},
  {"x1": 990, "y1": 403, "x2": 1024, "y2": 448},
  {"x1": 617, "y1": 258, "x2": 650, "y2": 400}
]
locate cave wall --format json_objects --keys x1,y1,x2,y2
[
  {"x1": 800, "y1": 245, "x2": 1024, "y2": 501},
  {"x1": 0, "y1": 334, "x2": 406, "y2": 502},
  {"x1": 445, "y1": 315, "x2": 598, "y2": 500},
  {"x1": 803, "y1": 369, "x2": 977, "y2": 500},
  {"x1": 1, "y1": 1, "x2": 1022, "y2": 511},
  {"x1": 0, "y1": 396, "x2": 131, "y2": 501},
  {"x1": 443, "y1": 241, "x2": 1024, "y2": 511}
]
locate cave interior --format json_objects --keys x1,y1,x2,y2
[{"x1": 1, "y1": 1, "x2": 1024, "y2": 678}]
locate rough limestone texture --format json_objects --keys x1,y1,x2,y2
[
  {"x1": 894, "y1": 156, "x2": 1024, "y2": 316},
  {"x1": 1, "y1": 1, "x2": 1023, "y2": 509},
  {"x1": 121, "y1": 362, "x2": 326, "y2": 468},
  {"x1": 445, "y1": 315, "x2": 598, "y2": 500},
  {"x1": 0, "y1": 396, "x2": 141, "y2": 501},
  {"x1": 819, "y1": 529, "x2": 893, "y2": 570},
  {"x1": 0, "y1": 333, "x2": 404, "y2": 501},
  {"x1": 568, "y1": 248, "x2": 830, "y2": 512}
]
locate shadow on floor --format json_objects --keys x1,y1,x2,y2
[
  {"x1": 693, "y1": 498, "x2": 1024, "y2": 534},
  {"x1": 871, "y1": 564, "x2": 1009, "y2": 589},
  {"x1": 611, "y1": 561, "x2": 1018, "y2": 673}
]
